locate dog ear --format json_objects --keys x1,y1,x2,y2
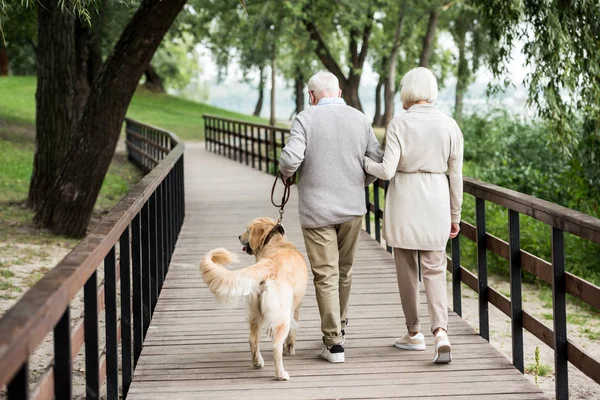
[{"x1": 248, "y1": 223, "x2": 267, "y2": 253}]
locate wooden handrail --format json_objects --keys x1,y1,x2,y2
[
  {"x1": 0, "y1": 119, "x2": 184, "y2": 389},
  {"x1": 464, "y1": 177, "x2": 600, "y2": 245},
  {"x1": 203, "y1": 113, "x2": 290, "y2": 132}
]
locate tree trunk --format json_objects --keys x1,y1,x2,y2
[
  {"x1": 384, "y1": 1, "x2": 407, "y2": 128},
  {"x1": 269, "y1": 45, "x2": 276, "y2": 126},
  {"x1": 343, "y1": 74, "x2": 363, "y2": 111},
  {"x1": 144, "y1": 64, "x2": 165, "y2": 92},
  {"x1": 419, "y1": 9, "x2": 440, "y2": 68},
  {"x1": 373, "y1": 76, "x2": 383, "y2": 126},
  {"x1": 294, "y1": 71, "x2": 305, "y2": 116},
  {"x1": 33, "y1": 0, "x2": 187, "y2": 237},
  {"x1": 454, "y1": 25, "x2": 468, "y2": 125},
  {"x1": 0, "y1": 46, "x2": 8, "y2": 75},
  {"x1": 253, "y1": 66, "x2": 264, "y2": 116},
  {"x1": 28, "y1": 0, "x2": 78, "y2": 211}
]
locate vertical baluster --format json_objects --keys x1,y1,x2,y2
[
  {"x1": 476, "y1": 197, "x2": 489, "y2": 341},
  {"x1": 204, "y1": 117, "x2": 208, "y2": 150},
  {"x1": 54, "y1": 307, "x2": 72, "y2": 400},
  {"x1": 84, "y1": 271, "x2": 100, "y2": 399},
  {"x1": 210, "y1": 117, "x2": 214, "y2": 152},
  {"x1": 161, "y1": 180, "x2": 168, "y2": 280},
  {"x1": 451, "y1": 235, "x2": 462, "y2": 317},
  {"x1": 217, "y1": 119, "x2": 222, "y2": 155},
  {"x1": 264, "y1": 128, "x2": 270, "y2": 173},
  {"x1": 226, "y1": 120, "x2": 231, "y2": 159},
  {"x1": 157, "y1": 184, "x2": 164, "y2": 293},
  {"x1": 258, "y1": 127, "x2": 263, "y2": 171},
  {"x1": 552, "y1": 227, "x2": 568, "y2": 400},
  {"x1": 271, "y1": 129, "x2": 277, "y2": 175},
  {"x1": 245, "y1": 124, "x2": 249, "y2": 166},
  {"x1": 237, "y1": 123, "x2": 242, "y2": 163},
  {"x1": 7, "y1": 363, "x2": 29, "y2": 400},
  {"x1": 508, "y1": 210, "x2": 524, "y2": 372},
  {"x1": 104, "y1": 247, "x2": 118, "y2": 400},
  {"x1": 364, "y1": 186, "x2": 371, "y2": 235},
  {"x1": 374, "y1": 180, "x2": 381, "y2": 243},
  {"x1": 140, "y1": 202, "x2": 151, "y2": 338},
  {"x1": 131, "y1": 214, "x2": 143, "y2": 365},
  {"x1": 149, "y1": 193, "x2": 158, "y2": 314},
  {"x1": 180, "y1": 155, "x2": 186, "y2": 226},
  {"x1": 251, "y1": 126, "x2": 256, "y2": 169},
  {"x1": 119, "y1": 226, "x2": 133, "y2": 396}
]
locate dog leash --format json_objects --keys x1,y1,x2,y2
[
  {"x1": 259, "y1": 172, "x2": 293, "y2": 250},
  {"x1": 271, "y1": 171, "x2": 293, "y2": 225}
]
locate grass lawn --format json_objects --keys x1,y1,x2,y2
[
  {"x1": 0, "y1": 76, "x2": 269, "y2": 141},
  {"x1": 0, "y1": 75, "x2": 270, "y2": 303}
]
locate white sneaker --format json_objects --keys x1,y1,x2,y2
[
  {"x1": 394, "y1": 332, "x2": 426, "y2": 350},
  {"x1": 433, "y1": 330, "x2": 452, "y2": 363},
  {"x1": 320, "y1": 344, "x2": 345, "y2": 363}
]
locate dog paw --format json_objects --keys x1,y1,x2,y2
[
  {"x1": 252, "y1": 354, "x2": 264, "y2": 368},
  {"x1": 276, "y1": 371, "x2": 290, "y2": 381},
  {"x1": 283, "y1": 344, "x2": 295, "y2": 356}
]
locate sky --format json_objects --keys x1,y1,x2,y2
[{"x1": 173, "y1": 32, "x2": 534, "y2": 122}]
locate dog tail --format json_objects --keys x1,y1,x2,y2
[{"x1": 199, "y1": 248, "x2": 270, "y2": 308}]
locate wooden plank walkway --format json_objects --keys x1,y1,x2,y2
[{"x1": 127, "y1": 143, "x2": 545, "y2": 399}]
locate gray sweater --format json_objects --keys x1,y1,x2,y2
[{"x1": 279, "y1": 99, "x2": 383, "y2": 228}]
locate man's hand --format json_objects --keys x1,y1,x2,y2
[
  {"x1": 281, "y1": 173, "x2": 292, "y2": 184},
  {"x1": 449, "y1": 223, "x2": 460, "y2": 239}
]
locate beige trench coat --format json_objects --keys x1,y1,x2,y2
[{"x1": 364, "y1": 104, "x2": 464, "y2": 251}]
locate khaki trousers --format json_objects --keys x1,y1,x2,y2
[
  {"x1": 302, "y1": 217, "x2": 363, "y2": 346},
  {"x1": 393, "y1": 248, "x2": 448, "y2": 334}
]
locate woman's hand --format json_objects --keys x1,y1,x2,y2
[{"x1": 449, "y1": 223, "x2": 460, "y2": 239}]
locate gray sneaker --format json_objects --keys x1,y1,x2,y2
[{"x1": 394, "y1": 332, "x2": 426, "y2": 351}]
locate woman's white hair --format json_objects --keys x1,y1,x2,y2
[
  {"x1": 400, "y1": 67, "x2": 438, "y2": 105},
  {"x1": 307, "y1": 71, "x2": 340, "y2": 95}
]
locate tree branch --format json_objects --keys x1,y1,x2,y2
[
  {"x1": 303, "y1": 19, "x2": 347, "y2": 84},
  {"x1": 357, "y1": 11, "x2": 374, "y2": 68}
]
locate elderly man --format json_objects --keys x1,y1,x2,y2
[{"x1": 279, "y1": 71, "x2": 383, "y2": 363}]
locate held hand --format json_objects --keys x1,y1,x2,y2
[{"x1": 449, "y1": 223, "x2": 460, "y2": 239}]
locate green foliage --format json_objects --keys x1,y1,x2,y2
[
  {"x1": 471, "y1": 0, "x2": 600, "y2": 146},
  {"x1": 152, "y1": 31, "x2": 201, "y2": 91},
  {"x1": 526, "y1": 346, "x2": 551, "y2": 384},
  {"x1": 458, "y1": 111, "x2": 600, "y2": 286}
]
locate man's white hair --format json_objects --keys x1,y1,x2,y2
[
  {"x1": 307, "y1": 71, "x2": 340, "y2": 95},
  {"x1": 400, "y1": 67, "x2": 438, "y2": 104}
]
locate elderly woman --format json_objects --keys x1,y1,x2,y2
[{"x1": 364, "y1": 67, "x2": 463, "y2": 364}]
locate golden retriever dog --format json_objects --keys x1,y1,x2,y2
[{"x1": 199, "y1": 217, "x2": 308, "y2": 381}]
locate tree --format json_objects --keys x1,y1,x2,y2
[
  {"x1": 383, "y1": 0, "x2": 408, "y2": 127},
  {"x1": 16, "y1": 0, "x2": 188, "y2": 237},
  {"x1": 201, "y1": 1, "x2": 281, "y2": 123},
  {"x1": 448, "y1": 3, "x2": 488, "y2": 124},
  {"x1": 294, "y1": 0, "x2": 378, "y2": 111},
  {"x1": 471, "y1": 0, "x2": 600, "y2": 145},
  {"x1": 0, "y1": 6, "x2": 37, "y2": 75},
  {"x1": 253, "y1": 66, "x2": 265, "y2": 116},
  {"x1": 419, "y1": 7, "x2": 440, "y2": 68}
]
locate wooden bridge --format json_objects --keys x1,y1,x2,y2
[{"x1": 1, "y1": 116, "x2": 599, "y2": 400}]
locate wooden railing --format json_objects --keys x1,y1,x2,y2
[
  {"x1": 0, "y1": 118, "x2": 185, "y2": 399},
  {"x1": 204, "y1": 115, "x2": 600, "y2": 400},
  {"x1": 204, "y1": 114, "x2": 288, "y2": 175}
]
